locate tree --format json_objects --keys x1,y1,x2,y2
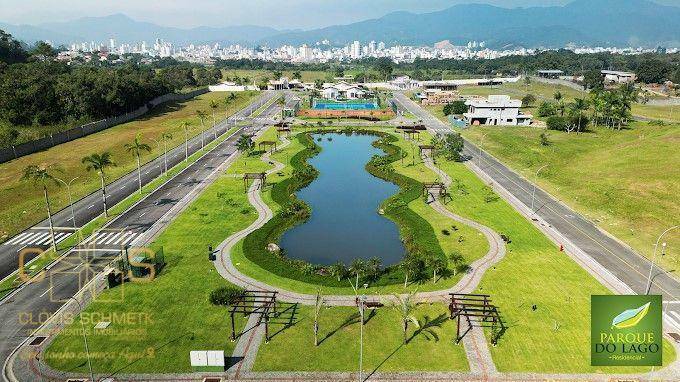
[
  {"x1": 31, "y1": 41, "x2": 56, "y2": 59},
  {"x1": 366, "y1": 257, "x2": 382, "y2": 282},
  {"x1": 22, "y1": 164, "x2": 61, "y2": 250},
  {"x1": 82, "y1": 152, "x2": 115, "y2": 217},
  {"x1": 537, "y1": 101, "x2": 556, "y2": 117},
  {"x1": 539, "y1": 131, "x2": 551, "y2": 146},
  {"x1": 180, "y1": 121, "x2": 193, "y2": 161},
  {"x1": 0, "y1": 30, "x2": 28, "y2": 64},
  {"x1": 569, "y1": 98, "x2": 590, "y2": 133},
  {"x1": 553, "y1": 91, "x2": 565, "y2": 116},
  {"x1": 636, "y1": 58, "x2": 671, "y2": 84},
  {"x1": 125, "y1": 134, "x2": 152, "y2": 194},
  {"x1": 160, "y1": 132, "x2": 173, "y2": 176},
  {"x1": 314, "y1": 79, "x2": 324, "y2": 90},
  {"x1": 443, "y1": 100, "x2": 467, "y2": 115},
  {"x1": 196, "y1": 110, "x2": 208, "y2": 148},
  {"x1": 583, "y1": 69, "x2": 604, "y2": 90},
  {"x1": 313, "y1": 289, "x2": 324, "y2": 346},
  {"x1": 427, "y1": 256, "x2": 447, "y2": 283},
  {"x1": 441, "y1": 133, "x2": 464, "y2": 161},
  {"x1": 391, "y1": 291, "x2": 419, "y2": 344},
  {"x1": 292, "y1": 71, "x2": 302, "y2": 80},
  {"x1": 236, "y1": 133, "x2": 254, "y2": 167},
  {"x1": 521, "y1": 94, "x2": 537, "y2": 107},
  {"x1": 401, "y1": 253, "x2": 424, "y2": 287},
  {"x1": 375, "y1": 57, "x2": 394, "y2": 81},
  {"x1": 449, "y1": 251, "x2": 466, "y2": 276},
  {"x1": 209, "y1": 99, "x2": 219, "y2": 132},
  {"x1": 328, "y1": 261, "x2": 347, "y2": 281},
  {"x1": 348, "y1": 258, "x2": 367, "y2": 284},
  {"x1": 546, "y1": 115, "x2": 568, "y2": 131}
]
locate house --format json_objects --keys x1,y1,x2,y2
[
  {"x1": 389, "y1": 75, "x2": 419, "y2": 90},
  {"x1": 537, "y1": 70, "x2": 564, "y2": 79},
  {"x1": 464, "y1": 95, "x2": 532, "y2": 126},
  {"x1": 601, "y1": 70, "x2": 637, "y2": 84},
  {"x1": 321, "y1": 81, "x2": 368, "y2": 100},
  {"x1": 268, "y1": 77, "x2": 290, "y2": 90}
]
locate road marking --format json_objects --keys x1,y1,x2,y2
[
  {"x1": 5, "y1": 232, "x2": 32, "y2": 245},
  {"x1": 671, "y1": 311, "x2": 680, "y2": 322},
  {"x1": 88, "y1": 205, "x2": 94, "y2": 209},
  {"x1": 665, "y1": 313, "x2": 680, "y2": 332},
  {"x1": 39, "y1": 286, "x2": 53, "y2": 298},
  {"x1": 139, "y1": 212, "x2": 146, "y2": 218},
  {"x1": 103, "y1": 232, "x2": 124, "y2": 245}
]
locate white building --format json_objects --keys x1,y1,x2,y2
[
  {"x1": 464, "y1": 95, "x2": 532, "y2": 126},
  {"x1": 209, "y1": 81, "x2": 257, "y2": 92},
  {"x1": 601, "y1": 70, "x2": 637, "y2": 84},
  {"x1": 321, "y1": 81, "x2": 368, "y2": 100}
]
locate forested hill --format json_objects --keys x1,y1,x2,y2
[{"x1": 260, "y1": 0, "x2": 680, "y2": 48}]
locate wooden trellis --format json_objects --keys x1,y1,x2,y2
[
  {"x1": 243, "y1": 172, "x2": 266, "y2": 193},
  {"x1": 276, "y1": 123, "x2": 292, "y2": 137},
  {"x1": 258, "y1": 140, "x2": 278, "y2": 153},
  {"x1": 229, "y1": 290, "x2": 278, "y2": 343},
  {"x1": 449, "y1": 293, "x2": 504, "y2": 345},
  {"x1": 419, "y1": 145, "x2": 436, "y2": 158},
  {"x1": 402, "y1": 129, "x2": 421, "y2": 140},
  {"x1": 423, "y1": 181, "x2": 447, "y2": 197}
]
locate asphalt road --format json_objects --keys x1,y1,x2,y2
[
  {"x1": 0, "y1": 91, "x2": 279, "y2": 281},
  {"x1": 0, "y1": 91, "x2": 286, "y2": 371},
  {"x1": 393, "y1": 92, "x2": 680, "y2": 332}
]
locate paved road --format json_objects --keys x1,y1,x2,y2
[
  {"x1": 0, "y1": 92, "x2": 278, "y2": 282},
  {"x1": 393, "y1": 92, "x2": 680, "y2": 333},
  {"x1": 0, "y1": 91, "x2": 287, "y2": 374}
]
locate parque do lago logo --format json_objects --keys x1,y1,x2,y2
[{"x1": 591, "y1": 295, "x2": 662, "y2": 366}]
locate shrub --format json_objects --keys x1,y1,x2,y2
[
  {"x1": 546, "y1": 115, "x2": 568, "y2": 131},
  {"x1": 209, "y1": 285, "x2": 244, "y2": 306},
  {"x1": 537, "y1": 101, "x2": 556, "y2": 117}
]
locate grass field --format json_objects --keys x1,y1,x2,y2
[
  {"x1": 44, "y1": 156, "x2": 257, "y2": 373},
  {"x1": 461, "y1": 123, "x2": 680, "y2": 272},
  {"x1": 429, "y1": 141, "x2": 677, "y2": 373},
  {"x1": 254, "y1": 303, "x2": 469, "y2": 372},
  {"x1": 0, "y1": 91, "x2": 259, "y2": 244}
]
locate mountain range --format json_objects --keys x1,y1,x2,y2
[{"x1": 1, "y1": 0, "x2": 679, "y2": 49}]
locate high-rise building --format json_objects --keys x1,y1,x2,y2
[{"x1": 351, "y1": 41, "x2": 361, "y2": 58}]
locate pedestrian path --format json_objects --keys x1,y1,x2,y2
[{"x1": 3, "y1": 231, "x2": 70, "y2": 246}]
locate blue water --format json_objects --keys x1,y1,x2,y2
[
  {"x1": 313, "y1": 102, "x2": 378, "y2": 110},
  {"x1": 279, "y1": 133, "x2": 405, "y2": 265}
]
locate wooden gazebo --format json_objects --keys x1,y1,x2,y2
[
  {"x1": 449, "y1": 293, "x2": 504, "y2": 345},
  {"x1": 243, "y1": 172, "x2": 266, "y2": 193},
  {"x1": 258, "y1": 140, "x2": 277, "y2": 153},
  {"x1": 419, "y1": 145, "x2": 436, "y2": 158},
  {"x1": 423, "y1": 181, "x2": 447, "y2": 198}
]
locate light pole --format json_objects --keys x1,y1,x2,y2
[
  {"x1": 645, "y1": 225, "x2": 678, "y2": 295},
  {"x1": 56, "y1": 177, "x2": 79, "y2": 229},
  {"x1": 358, "y1": 294, "x2": 366, "y2": 382},
  {"x1": 531, "y1": 164, "x2": 548, "y2": 216},
  {"x1": 68, "y1": 296, "x2": 94, "y2": 382},
  {"x1": 478, "y1": 132, "x2": 489, "y2": 167}
]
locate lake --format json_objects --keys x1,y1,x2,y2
[{"x1": 279, "y1": 132, "x2": 405, "y2": 266}]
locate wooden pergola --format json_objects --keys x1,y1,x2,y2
[
  {"x1": 402, "y1": 129, "x2": 421, "y2": 140},
  {"x1": 258, "y1": 140, "x2": 278, "y2": 153},
  {"x1": 419, "y1": 145, "x2": 436, "y2": 158},
  {"x1": 449, "y1": 293, "x2": 504, "y2": 345},
  {"x1": 423, "y1": 181, "x2": 447, "y2": 197},
  {"x1": 243, "y1": 172, "x2": 266, "y2": 193},
  {"x1": 229, "y1": 290, "x2": 278, "y2": 343},
  {"x1": 276, "y1": 123, "x2": 292, "y2": 137}
]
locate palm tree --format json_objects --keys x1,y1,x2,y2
[
  {"x1": 277, "y1": 96, "x2": 286, "y2": 119},
  {"x1": 449, "y1": 251, "x2": 465, "y2": 276},
  {"x1": 236, "y1": 133, "x2": 253, "y2": 167},
  {"x1": 313, "y1": 289, "x2": 324, "y2": 346},
  {"x1": 348, "y1": 258, "x2": 366, "y2": 286},
  {"x1": 570, "y1": 98, "x2": 590, "y2": 134},
  {"x1": 180, "y1": 121, "x2": 193, "y2": 162},
  {"x1": 124, "y1": 134, "x2": 152, "y2": 194},
  {"x1": 392, "y1": 291, "x2": 419, "y2": 344},
  {"x1": 209, "y1": 99, "x2": 219, "y2": 131},
  {"x1": 160, "y1": 132, "x2": 173, "y2": 176},
  {"x1": 196, "y1": 110, "x2": 208, "y2": 149},
  {"x1": 553, "y1": 91, "x2": 565, "y2": 116},
  {"x1": 82, "y1": 152, "x2": 115, "y2": 217},
  {"x1": 21, "y1": 164, "x2": 61, "y2": 251},
  {"x1": 427, "y1": 256, "x2": 447, "y2": 284},
  {"x1": 329, "y1": 261, "x2": 347, "y2": 281}
]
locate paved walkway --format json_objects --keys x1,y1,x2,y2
[{"x1": 213, "y1": 131, "x2": 508, "y2": 375}]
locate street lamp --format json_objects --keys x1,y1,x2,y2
[
  {"x1": 357, "y1": 295, "x2": 366, "y2": 382},
  {"x1": 68, "y1": 296, "x2": 94, "y2": 382},
  {"x1": 478, "y1": 132, "x2": 489, "y2": 167},
  {"x1": 531, "y1": 165, "x2": 548, "y2": 216},
  {"x1": 645, "y1": 225, "x2": 678, "y2": 294},
  {"x1": 56, "y1": 177, "x2": 79, "y2": 230}
]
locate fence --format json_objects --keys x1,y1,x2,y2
[{"x1": 0, "y1": 88, "x2": 208, "y2": 164}]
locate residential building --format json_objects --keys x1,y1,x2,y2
[
  {"x1": 464, "y1": 95, "x2": 532, "y2": 126},
  {"x1": 537, "y1": 70, "x2": 564, "y2": 79},
  {"x1": 601, "y1": 70, "x2": 637, "y2": 84},
  {"x1": 321, "y1": 81, "x2": 368, "y2": 100}
]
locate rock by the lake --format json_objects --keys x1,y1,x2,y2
[{"x1": 266, "y1": 243, "x2": 280, "y2": 253}]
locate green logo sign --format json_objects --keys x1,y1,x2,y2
[{"x1": 591, "y1": 295, "x2": 662, "y2": 366}]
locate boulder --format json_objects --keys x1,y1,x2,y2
[{"x1": 266, "y1": 243, "x2": 280, "y2": 253}]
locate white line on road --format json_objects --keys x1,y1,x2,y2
[{"x1": 39, "y1": 286, "x2": 53, "y2": 298}]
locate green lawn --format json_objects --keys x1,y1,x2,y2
[
  {"x1": 254, "y1": 303, "x2": 469, "y2": 372},
  {"x1": 433, "y1": 150, "x2": 677, "y2": 373},
  {"x1": 44, "y1": 162, "x2": 256, "y2": 373},
  {"x1": 0, "y1": 91, "x2": 260, "y2": 244},
  {"x1": 461, "y1": 123, "x2": 680, "y2": 272}
]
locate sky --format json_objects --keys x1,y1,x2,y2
[{"x1": 0, "y1": 0, "x2": 678, "y2": 29}]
